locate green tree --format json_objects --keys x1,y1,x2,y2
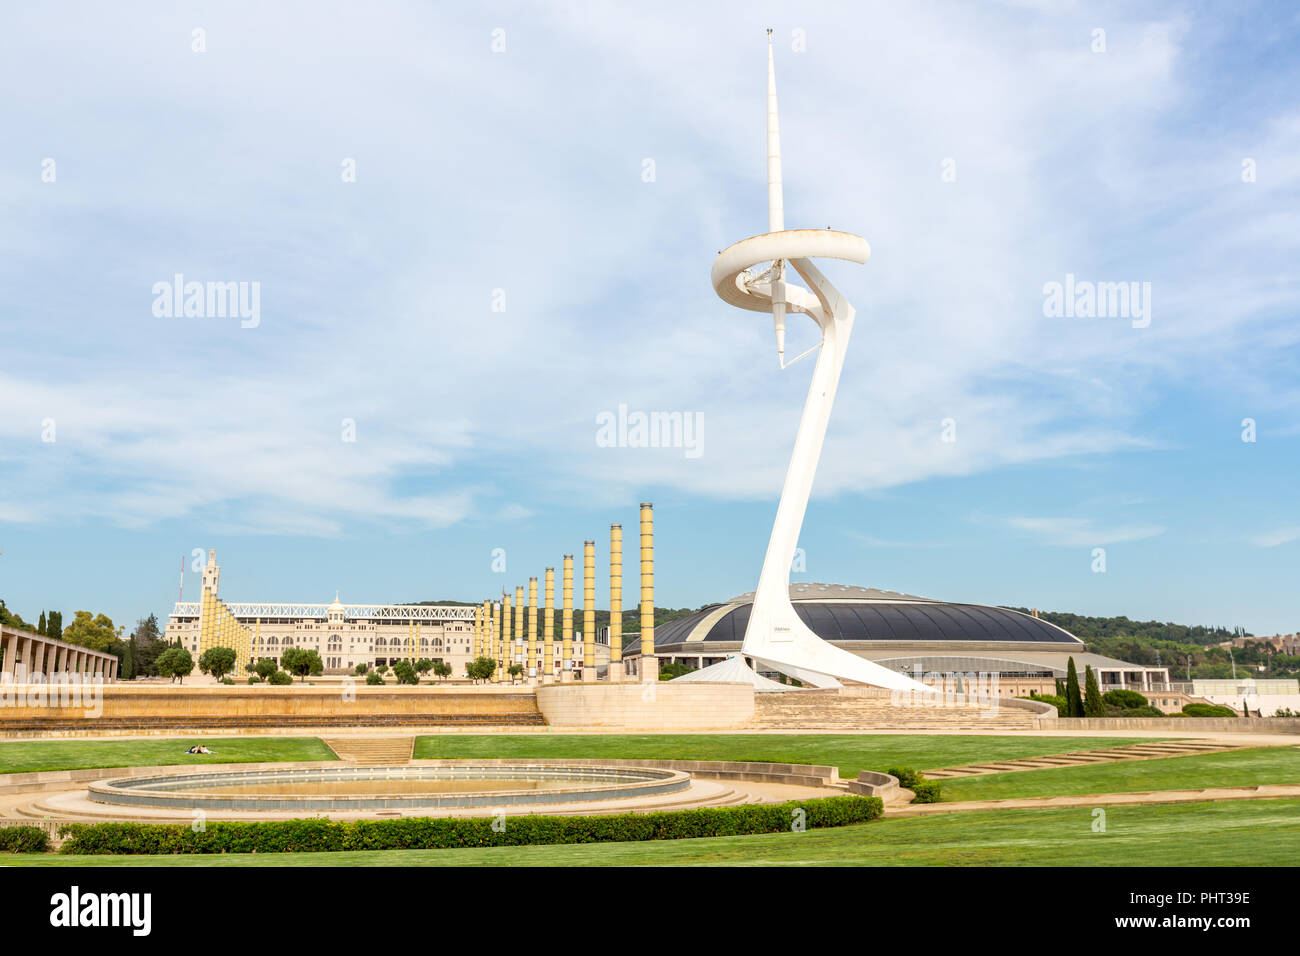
[
  {"x1": 1083, "y1": 665, "x2": 1107, "y2": 717},
  {"x1": 47, "y1": 610, "x2": 63, "y2": 640},
  {"x1": 198, "y1": 646, "x2": 238, "y2": 681},
  {"x1": 122, "y1": 637, "x2": 136, "y2": 681},
  {"x1": 267, "y1": 669, "x2": 293, "y2": 685},
  {"x1": 252, "y1": 658, "x2": 278, "y2": 681},
  {"x1": 365, "y1": 670, "x2": 385, "y2": 685},
  {"x1": 432, "y1": 661, "x2": 452, "y2": 680},
  {"x1": 156, "y1": 646, "x2": 194, "y2": 684},
  {"x1": 37, "y1": 611, "x2": 46, "y2": 636},
  {"x1": 61, "y1": 611, "x2": 118, "y2": 652},
  {"x1": 391, "y1": 659, "x2": 419, "y2": 685},
  {"x1": 1064, "y1": 657, "x2": 1084, "y2": 718},
  {"x1": 507, "y1": 663, "x2": 523, "y2": 682},
  {"x1": 415, "y1": 658, "x2": 433, "y2": 676},
  {"x1": 353, "y1": 662, "x2": 369, "y2": 676},
  {"x1": 465, "y1": 656, "x2": 495, "y2": 683},
  {"x1": 0, "y1": 600, "x2": 35, "y2": 633},
  {"x1": 280, "y1": 647, "x2": 323, "y2": 682}
]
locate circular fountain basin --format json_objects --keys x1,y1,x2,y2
[{"x1": 88, "y1": 764, "x2": 691, "y2": 812}]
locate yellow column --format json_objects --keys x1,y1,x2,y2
[
  {"x1": 473, "y1": 605, "x2": 481, "y2": 660},
  {"x1": 640, "y1": 502, "x2": 657, "y2": 681},
  {"x1": 543, "y1": 567, "x2": 555, "y2": 683},
  {"x1": 502, "y1": 591, "x2": 512, "y2": 682},
  {"x1": 527, "y1": 577, "x2": 538, "y2": 682},
  {"x1": 513, "y1": 585, "x2": 523, "y2": 679},
  {"x1": 492, "y1": 599, "x2": 502, "y2": 682},
  {"x1": 583, "y1": 540, "x2": 596, "y2": 680},
  {"x1": 609, "y1": 524, "x2": 623, "y2": 680},
  {"x1": 562, "y1": 554, "x2": 574, "y2": 682}
]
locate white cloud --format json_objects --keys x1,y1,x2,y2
[
  {"x1": 1003, "y1": 516, "x2": 1166, "y2": 547},
  {"x1": 0, "y1": 2, "x2": 1295, "y2": 533},
  {"x1": 1251, "y1": 527, "x2": 1300, "y2": 548}
]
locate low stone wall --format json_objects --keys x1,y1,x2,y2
[
  {"x1": 848, "y1": 770, "x2": 900, "y2": 801},
  {"x1": 1040, "y1": 716, "x2": 1300, "y2": 733},
  {"x1": 536, "y1": 682, "x2": 755, "y2": 730},
  {"x1": 0, "y1": 760, "x2": 343, "y2": 795},
  {"x1": 411, "y1": 757, "x2": 838, "y2": 788},
  {"x1": 0, "y1": 684, "x2": 545, "y2": 735}
]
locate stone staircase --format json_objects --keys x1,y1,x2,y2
[
  {"x1": 746, "y1": 689, "x2": 1039, "y2": 731},
  {"x1": 322, "y1": 736, "x2": 415, "y2": 766},
  {"x1": 920, "y1": 739, "x2": 1245, "y2": 779}
]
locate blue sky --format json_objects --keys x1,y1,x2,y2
[{"x1": 1, "y1": 1, "x2": 1297, "y2": 636}]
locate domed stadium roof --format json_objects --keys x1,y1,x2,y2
[{"x1": 645, "y1": 584, "x2": 1082, "y2": 650}]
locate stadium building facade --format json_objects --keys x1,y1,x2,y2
[
  {"x1": 622, "y1": 584, "x2": 1171, "y2": 694},
  {"x1": 164, "y1": 551, "x2": 478, "y2": 675}
]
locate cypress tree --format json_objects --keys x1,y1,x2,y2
[
  {"x1": 38, "y1": 611, "x2": 46, "y2": 636},
  {"x1": 49, "y1": 610, "x2": 62, "y2": 640},
  {"x1": 1083, "y1": 665, "x2": 1106, "y2": 717},
  {"x1": 1065, "y1": 657, "x2": 1084, "y2": 717},
  {"x1": 123, "y1": 637, "x2": 136, "y2": 681}
]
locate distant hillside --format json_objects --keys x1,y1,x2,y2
[
  {"x1": 1003, "y1": 608, "x2": 1293, "y2": 679},
  {"x1": 1004, "y1": 608, "x2": 1249, "y2": 646}
]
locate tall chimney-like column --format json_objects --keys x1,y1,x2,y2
[
  {"x1": 583, "y1": 540, "x2": 596, "y2": 681},
  {"x1": 640, "y1": 502, "x2": 657, "y2": 682},
  {"x1": 527, "y1": 577, "x2": 538, "y2": 683},
  {"x1": 543, "y1": 567, "x2": 555, "y2": 683},
  {"x1": 609, "y1": 523, "x2": 623, "y2": 681},
  {"x1": 562, "y1": 554, "x2": 574, "y2": 682}
]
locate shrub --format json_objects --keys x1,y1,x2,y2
[
  {"x1": 365, "y1": 671, "x2": 385, "y2": 686},
  {"x1": 0, "y1": 825, "x2": 51, "y2": 853},
  {"x1": 1104, "y1": 704, "x2": 1165, "y2": 718},
  {"x1": 1102, "y1": 689, "x2": 1148, "y2": 709},
  {"x1": 247, "y1": 675, "x2": 262, "y2": 684},
  {"x1": 1182, "y1": 703, "x2": 1238, "y2": 718},
  {"x1": 267, "y1": 670, "x2": 293, "y2": 686},
  {"x1": 887, "y1": 767, "x2": 941, "y2": 804},
  {"x1": 1029, "y1": 692, "x2": 1067, "y2": 714},
  {"x1": 56, "y1": 796, "x2": 883, "y2": 855}
]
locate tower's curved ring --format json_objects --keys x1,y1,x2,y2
[{"x1": 711, "y1": 230, "x2": 870, "y2": 316}]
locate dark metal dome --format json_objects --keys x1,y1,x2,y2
[{"x1": 646, "y1": 589, "x2": 1082, "y2": 649}]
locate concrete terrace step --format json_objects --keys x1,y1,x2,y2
[
  {"x1": 921, "y1": 739, "x2": 1249, "y2": 780},
  {"x1": 321, "y1": 737, "x2": 415, "y2": 766}
]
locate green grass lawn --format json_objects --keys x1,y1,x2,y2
[
  {"x1": 0, "y1": 737, "x2": 338, "y2": 775},
  {"x1": 939, "y1": 746, "x2": 1300, "y2": 802},
  {"x1": 12, "y1": 798, "x2": 1299, "y2": 866}
]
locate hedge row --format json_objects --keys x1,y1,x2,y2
[
  {"x1": 0, "y1": 825, "x2": 51, "y2": 853},
  {"x1": 56, "y1": 795, "x2": 882, "y2": 855},
  {"x1": 887, "y1": 767, "x2": 942, "y2": 804}
]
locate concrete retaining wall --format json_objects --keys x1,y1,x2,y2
[
  {"x1": 536, "y1": 682, "x2": 755, "y2": 730},
  {"x1": 0, "y1": 684, "x2": 544, "y2": 735},
  {"x1": 1040, "y1": 716, "x2": 1300, "y2": 733}
]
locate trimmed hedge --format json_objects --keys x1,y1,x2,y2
[
  {"x1": 0, "y1": 825, "x2": 51, "y2": 853},
  {"x1": 887, "y1": 767, "x2": 942, "y2": 804},
  {"x1": 56, "y1": 796, "x2": 882, "y2": 855}
]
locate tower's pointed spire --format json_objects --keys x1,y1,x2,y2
[{"x1": 766, "y1": 29, "x2": 784, "y2": 233}]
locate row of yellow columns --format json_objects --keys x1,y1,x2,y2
[{"x1": 469, "y1": 502, "x2": 657, "y2": 684}]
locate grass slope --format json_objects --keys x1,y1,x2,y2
[
  {"x1": 0, "y1": 737, "x2": 338, "y2": 775},
  {"x1": 12, "y1": 798, "x2": 1299, "y2": 867},
  {"x1": 939, "y1": 746, "x2": 1300, "y2": 802},
  {"x1": 413, "y1": 733, "x2": 1158, "y2": 779}
]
